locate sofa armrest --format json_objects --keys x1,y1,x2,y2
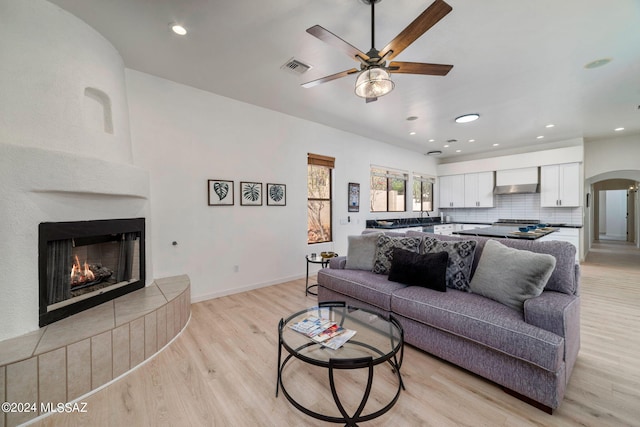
[
  {"x1": 524, "y1": 291, "x2": 578, "y2": 337},
  {"x1": 329, "y1": 256, "x2": 347, "y2": 269},
  {"x1": 524, "y1": 291, "x2": 580, "y2": 379}
]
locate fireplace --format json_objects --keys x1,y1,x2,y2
[{"x1": 39, "y1": 218, "x2": 145, "y2": 327}]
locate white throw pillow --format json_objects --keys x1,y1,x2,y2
[
  {"x1": 345, "y1": 233, "x2": 383, "y2": 271},
  {"x1": 470, "y1": 239, "x2": 556, "y2": 312}
]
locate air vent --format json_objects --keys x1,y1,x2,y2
[
  {"x1": 426, "y1": 150, "x2": 442, "y2": 156},
  {"x1": 281, "y1": 58, "x2": 312, "y2": 75}
]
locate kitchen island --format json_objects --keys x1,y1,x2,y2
[{"x1": 453, "y1": 225, "x2": 558, "y2": 240}]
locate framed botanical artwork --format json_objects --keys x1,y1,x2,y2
[
  {"x1": 208, "y1": 179, "x2": 234, "y2": 206},
  {"x1": 266, "y1": 183, "x2": 286, "y2": 206},
  {"x1": 348, "y1": 182, "x2": 360, "y2": 212},
  {"x1": 240, "y1": 181, "x2": 263, "y2": 206}
]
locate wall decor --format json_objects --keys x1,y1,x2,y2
[
  {"x1": 240, "y1": 181, "x2": 263, "y2": 206},
  {"x1": 267, "y1": 183, "x2": 286, "y2": 206},
  {"x1": 348, "y1": 182, "x2": 360, "y2": 212},
  {"x1": 208, "y1": 179, "x2": 234, "y2": 206}
]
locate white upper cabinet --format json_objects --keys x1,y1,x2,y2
[
  {"x1": 540, "y1": 163, "x2": 581, "y2": 207},
  {"x1": 439, "y1": 174, "x2": 465, "y2": 208},
  {"x1": 464, "y1": 172, "x2": 495, "y2": 207}
]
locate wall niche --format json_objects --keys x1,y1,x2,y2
[{"x1": 83, "y1": 87, "x2": 113, "y2": 134}]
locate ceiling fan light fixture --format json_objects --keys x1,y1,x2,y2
[{"x1": 354, "y1": 68, "x2": 394, "y2": 99}]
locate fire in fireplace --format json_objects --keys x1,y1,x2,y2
[{"x1": 39, "y1": 218, "x2": 145, "y2": 327}]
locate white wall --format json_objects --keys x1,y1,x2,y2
[
  {"x1": 0, "y1": 0, "x2": 149, "y2": 342},
  {"x1": 604, "y1": 190, "x2": 627, "y2": 239},
  {"x1": 126, "y1": 70, "x2": 438, "y2": 302},
  {"x1": 584, "y1": 135, "x2": 640, "y2": 250},
  {"x1": 584, "y1": 134, "x2": 640, "y2": 180},
  {"x1": 0, "y1": 0, "x2": 132, "y2": 164}
]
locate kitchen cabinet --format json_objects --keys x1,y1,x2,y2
[
  {"x1": 464, "y1": 172, "x2": 494, "y2": 207},
  {"x1": 439, "y1": 175, "x2": 465, "y2": 208},
  {"x1": 460, "y1": 224, "x2": 491, "y2": 231},
  {"x1": 540, "y1": 163, "x2": 580, "y2": 207},
  {"x1": 433, "y1": 224, "x2": 456, "y2": 235},
  {"x1": 538, "y1": 228, "x2": 580, "y2": 261}
]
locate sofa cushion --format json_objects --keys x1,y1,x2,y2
[
  {"x1": 373, "y1": 235, "x2": 422, "y2": 275},
  {"x1": 470, "y1": 240, "x2": 556, "y2": 312},
  {"x1": 388, "y1": 248, "x2": 448, "y2": 291},
  {"x1": 391, "y1": 286, "x2": 564, "y2": 371},
  {"x1": 406, "y1": 230, "x2": 579, "y2": 295},
  {"x1": 345, "y1": 232, "x2": 383, "y2": 270},
  {"x1": 422, "y1": 237, "x2": 477, "y2": 292},
  {"x1": 317, "y1": 268, "x2": 407, "y2": 311}
]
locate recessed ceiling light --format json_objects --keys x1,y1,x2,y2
[
  {"x1": 409, "y1": 131, "x2": 416, "y2": 135},
  {"x1": 584, "y1": 58, "x2": 612, "y2": 69},
  {"x1": 468, "y1": 139, "x2": 475, "y2": 142},
  {"x1": 171, "y1": 24, "x2": 187, "y2": 35},
  {"x1": 455, "y1": 149, "x2": 462, "y2": 153},
  {"x1": 428, "y1": 139, "x2": 435, "y2": 142},
  {"x1": 545, "y1": 124, "x2": 555, "y2": 128},
  {"x1": 614, "y1": 127, "x2": 625, "y2": 132},
  {"x1": 406, "y1": 116, "x2": 418, "y2": 121},
  {"x1": 455, "y1": 113, "x2": 480, "y2": 123},
  {"x1": 492, "y1": 143, "x2": 499, "y2": 146},
  {"x1": 444, "y1": 144, "x2": 450, "y2": 148},
  {"x1": 537, "y1": 135, "x2": 545, "y2": 139}
]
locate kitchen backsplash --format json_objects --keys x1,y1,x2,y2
[{"x1": 440, "y1": 193, "x2": 583, "y2": 225}]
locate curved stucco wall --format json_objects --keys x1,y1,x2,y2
[
  {"x1": 0, "y1": 0, "x2": 149, "y2": 341},
  {"x1": 0, "y1": 0, "x2": 132, "y2": 163}
]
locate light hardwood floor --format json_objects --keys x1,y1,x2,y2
[{"x1": 33, "y1": 242, "x2": 640, "y2": 427}]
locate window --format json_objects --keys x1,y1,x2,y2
[
  {"x1": 308, "y1": 153, "x2": 334, "y2": 244},
  {"x1": 370, "y1": 167, "x2": 407, "y2": 212},
  {"x1": 413, "y1": 174, "x2": 435, "y2": 212}
]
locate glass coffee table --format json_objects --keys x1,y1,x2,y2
[{"x1": 276, "y1": 302, "x2": 404, "y2": 426}]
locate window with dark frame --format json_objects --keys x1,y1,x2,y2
[
  {"x1": 307, "y1": 153, "x2": 334, "y2": 244},
  {"x1": 413, "y1": 174, "x2": 435, "y2": 212},
  {"x1": 370, "y1": 167, "x2": 407, "y2": 212}
]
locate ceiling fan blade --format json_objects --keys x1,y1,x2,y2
[
  {"x1": 306, "y1": 25, "x2": 370, "y2": 62},
  {"x1": 302, "y1": 68, "x2": 359, "y2": 88},
  {"x1": 388, "y1": 61, "x2": 453, "y2": 76},
  {"x1": 379, "y1": 0, "x2": 452, "y2": 61}
]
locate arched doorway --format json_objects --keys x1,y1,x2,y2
[{"x1": 585, "y1": 170, "x2": 640, "y2": 254}]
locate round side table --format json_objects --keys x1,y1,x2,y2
[{"x1": 305, "y1": 254, "x2": 337, "y2": 296}]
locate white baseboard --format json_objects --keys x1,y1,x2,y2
[{"x1": 190, "y1": 273, "x2": 307, "y2": 303}]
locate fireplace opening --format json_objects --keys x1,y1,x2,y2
[{"x1": 39, "y1": 218, "x2": 145, "y2": 327}]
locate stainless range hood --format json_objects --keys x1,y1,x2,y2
[
  {"x1": 493, "y1": 183, "x2": 539, "y2": 194},
  {"x1": 494, "y1": 167, "x2": 540, "y2": 195}
]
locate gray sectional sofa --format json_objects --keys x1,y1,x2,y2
[{"x1": 317, "y1": 230, "x2": 580, "y2": 412}]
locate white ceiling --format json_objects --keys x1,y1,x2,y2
[{"x1": 48, "y1": 0, "x2": 640, "y2": 160}]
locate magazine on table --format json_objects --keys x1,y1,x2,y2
[
  {"x1": 289, "y1": 315, "x2": 356, "y2": 349},
  {"x1": 322, "y1": 329, "x2": 357, "y2": 350}
]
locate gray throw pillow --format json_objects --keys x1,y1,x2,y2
[
  {"x1": 373, "y1": 235, "x2": 422, "y2": 275},
  {"x1": 423, "y1": 237, "x2": 477, "y2": 292},
  {"x1": 470, "y1": 239, "x2": 556, "y2": 312},
  {"x1": 345, "y1": 232, "x2": 383, "y2": 270}
]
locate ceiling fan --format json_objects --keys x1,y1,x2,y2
[{"x1": 302, "y1": 0, "x2": 454, "y2": 103}]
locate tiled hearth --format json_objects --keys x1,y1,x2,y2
[{"x1": 0, "y1": 275, "x2": 190, "y2": 427}]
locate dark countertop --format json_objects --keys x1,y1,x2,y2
[
  {"x1": 366, "y1": 218, "x2": 443, "y2": 229},
  {"x1": 453, "y1": 226, "x2": 558, "y2": 240},
  {"x1": 365, "y1": 218, "x2": 582, "y2": 230}
]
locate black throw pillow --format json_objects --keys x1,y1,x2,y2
[{"x1": 388, "y1": 248, "x2": 449, "y2": 292}]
